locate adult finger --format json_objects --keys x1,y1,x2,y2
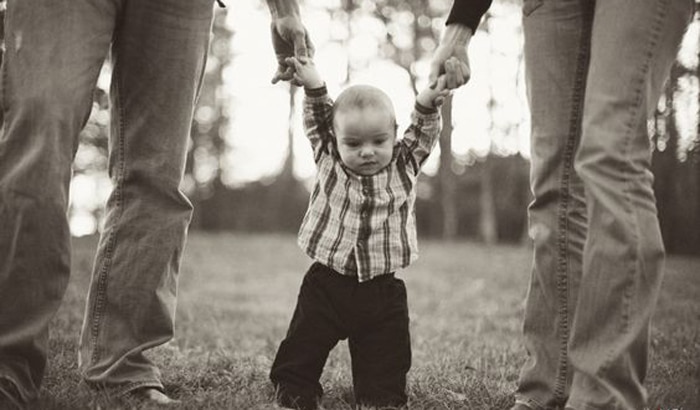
[
  {"x1": 445, "y1": 59, "x2": 459, "y2": 90},
  {"x1": 456, "y1": 59, "x2": 470, "y2": 85},
  {"x1": 448, "y1": 58, "x2": 466, "y2": 90},
  {"x1": 451, "y1": 58, "x2": 466, "y2": 88},
  {"x1": 293, "y1": 31, "x2": 309, "y2": 62},
  {"x1": 285, "y1": 56, "x2": 302, "y2": 71},
  {"x1": 272, "y1": 65, "x2": 295, "y2": 84}
]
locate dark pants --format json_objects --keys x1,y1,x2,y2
[{"x1": 270, "y1": 262, "x2": 411, "y2": 410}]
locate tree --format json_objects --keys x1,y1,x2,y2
[
  {"x1": 438, "y1": 94, "x2": 458, "y2": 239},
  {"x1": 188, "y1": 10, "x2": 234, "y2": 227},
  {"x1": 651, "y1": 4, "x2": 700, "y2": 254}
]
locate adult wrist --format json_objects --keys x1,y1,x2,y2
[
  {"x1": 268, "y1": 0, "x2": 300, "y2": 19},
  {"x1": 442, "y1": 23, "x2": 473, "y2": 48}
]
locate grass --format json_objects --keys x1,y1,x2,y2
[{"x1": 31, "y1": 232, "x2": 700, "y2": 409}]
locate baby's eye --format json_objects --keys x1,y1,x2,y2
[{"x1": 344, "y1": 141, "x2": 360, "y2": 148}]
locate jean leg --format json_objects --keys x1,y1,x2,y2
[
  {"x1": 517, "y1": 1, "x2": 590, "y2": 408},
  {"x1": 349, "y1": 277, "x2": 410, "y2": 408},
  {"x1": 0, "y1": 0, "x2": 115, "y2": 402},
  {"x1": 78, "y1": 0, "x2": 214, "y2": 395},
  {"x1": 568, "y1": 1, "x2": 693, "y2": 409},
  {"x1": 270, "y1": 264, "x2": 346, "y2": 410}
]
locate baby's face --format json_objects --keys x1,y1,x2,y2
[{"x1": 334, "y1": 108, "x2": 395, "y2": 176}]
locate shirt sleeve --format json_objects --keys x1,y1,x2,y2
[
  {"x1": 303, "y1": 85, "x2": 335, "y2": 163},
  {"x1": 445, "y1": 0, "x2": 493, "y2": 33},
  {"x1": 400, "y1": 103, "x2": 441, "y2": 175}
]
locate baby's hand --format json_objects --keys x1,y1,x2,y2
[
  {"x1": 417, "y1": 74, "x2": 451, "y2": 109},
  {"x1": 285, "y1": 56, "x2": 324, "y2": 89}
]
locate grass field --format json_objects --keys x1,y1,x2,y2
[{"x1": 33, "y1": 233, "x2": 699, "y2": 409}]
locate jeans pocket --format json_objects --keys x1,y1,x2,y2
[{"x1": 523, "y1": 0, "x2": 544, "y2": 17}]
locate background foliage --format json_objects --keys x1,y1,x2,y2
[{"x1": 64, "y1": 0, "x2": 700, "y2": 254}]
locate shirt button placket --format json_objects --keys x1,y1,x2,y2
[
  {"x1": 360, "y1": 177, "x2": 369, "y2": 218},
  {"x1": 361, "y1": 177, "x2": 370, "y2": 196}
]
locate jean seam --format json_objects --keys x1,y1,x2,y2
[
  {"x1": 114, "y1": 380, "x2": 164, "y2": 397},
  {"x1": 596, "y1": 0, "x2": 667, "y2": 377},
  {"x1": 1, "y1": 2, "x2": 11, "y2": 120},
  {"x1": 551, "y1": 1, "x2": 593, "y2": 402},
  {"x1": 522, "y1": 0, "x2": 544, "y2": 17},
  {"x1": 87, "y1": 67, "x2": 127, "y2": 367},
  {"x1": 0, "y1": 60, "x2": 6, "y2": 137}
]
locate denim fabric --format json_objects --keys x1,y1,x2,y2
[
  {"x1": 0, "y1": 0, "x2": 214, "y2": 402},
  {"x1": 516, "y1": 1, "x2": 693, "y2": 409}
]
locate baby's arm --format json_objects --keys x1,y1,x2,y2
[
  {"x1": 400, "y1": 104, "x2": 442, "y2": 174},
  {"x1": 285, "y1": 57, "x2": 334, "y2": 162},
  {"x1": 302, "y1": 90, "x2": 334, "y2": 163},
  {"x1": 401, "y1": 73, "x2": 449, "y2": 174}
]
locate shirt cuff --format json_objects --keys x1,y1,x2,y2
[
  {"x1": 414, "y1": 102, "x2": 439, "y2": 116},
  {"x1": 305, "y1": 85, "x2": 328, "y2": 98}
]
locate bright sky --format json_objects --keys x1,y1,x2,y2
[{"x1": 68, "y1": 1, "x2": 699, "y2": 236}]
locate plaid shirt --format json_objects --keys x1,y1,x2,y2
[{"x1": 297, "y1": 86, "x2": 441, "y2": 282}]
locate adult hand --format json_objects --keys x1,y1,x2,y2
[
  {"x1": 428, "y1": 24, "x2": 473, "y2": 90},
  {"x1": 271, "y1": 16, "x2": 315, "y2": 85}
]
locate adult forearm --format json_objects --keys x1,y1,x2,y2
[
  {"x1": 265, "y1": 0, "x2": 301, "y2": 19},
  {"x1": 446, "y1": 0, "x2": 492, "y2": 33},
  {"x1": 441, "y1": 23, "x2": 474, "y2": 49}
]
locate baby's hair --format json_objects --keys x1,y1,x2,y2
[{"x1": 333, "y1": 85, "x2": 398, "y2": 133}]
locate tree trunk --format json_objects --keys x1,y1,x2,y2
[
  {"x1": 479, "y1": 159, "x2": 498, "y2": 245},
  {"x1": 438, "y1": 94, "x2": 457, "y2": 239},
  {"x1": 695, "y1": 19, "x2": 700, "y2": 254},
  {"x1": 280, "y1": 85, "x2": 298, "y2": 181}
]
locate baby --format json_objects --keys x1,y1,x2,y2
[{"x1": 270, "y1": 56, "x2": 452, "y2": 410}]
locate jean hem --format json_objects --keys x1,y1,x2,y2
[
  {"x1": 83, "y1": 379, "x2": 165, "y2": 398},
  {"x1": 515, "y1": 394, "x2": 568, "y2": 410},
  {"x1": 565, "y1": 399, "x2": 625, "y2": 410},
  {"x1": 272, "y1": 382, "x2": 320, "y2": 410},
  {"x1": 514, "y1": 395, "x2": 544, "y2": 410}
]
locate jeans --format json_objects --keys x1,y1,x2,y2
[
  {"x1": 516, "y1": 0, "x2": 693, "y2": 409},
  {"x1": 270, "y1": 263, "x2": 411, "y2": 410},
  {"x1": 0, "y1": 0, "x2": 213, "y2": 402}
]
